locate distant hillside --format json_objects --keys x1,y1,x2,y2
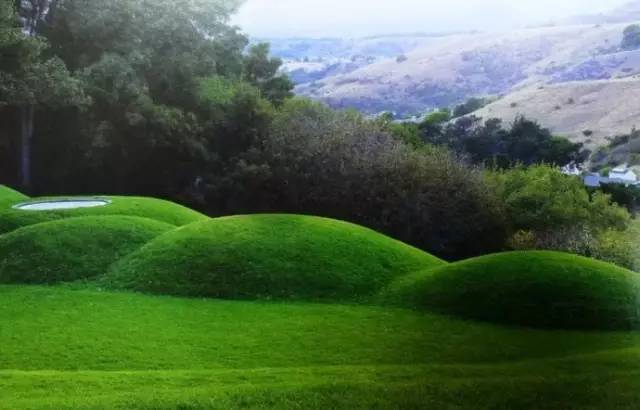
[
  {"x1": 564, "y1": 1, "x2": 640, "y2": 25},
  {"x1": 261, "y1": 34, "x2": 458, "y2": 85},
  {"x1": 470, "y1": 78, "x2": 640, "y2": 148},
  {"x1": 291, "y1": 22, "x2": 640, "y2": 116}
]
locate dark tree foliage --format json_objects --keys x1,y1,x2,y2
[
  {"x1": 419, "y1": 115, "x2": 585, "y2": 167},
  {"x1": 0, "y1": 0, "x2": 292, "y2": 198},
  {"x1": 204, "y1": 99, "x2": 508, "y2": 260},
  {"x1": 2, "y1": 0, "x2": 612, "y2": 261},
  {"x1": 595, "y1": 184, "x2": 640, "y2": 215},
  {"x1": 622, "y1": 24, "x2": 640, "y2": 51},
  {"x1": 452, "y1": 97, "x2": 488, "y2": 118}
]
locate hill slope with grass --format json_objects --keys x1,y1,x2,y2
[
  {"x1": 0, "y1": 185, "x2": 28, "y2": 206},
  {"x1": 104, "y1": 214, "x2": 444, "y2": 301},
  {"x1": 294, "y1": 22, "x2": 640, "y2": 116},
  {"x1": 382, "y1": 251, "x2": 640, "y2": 330},
  {"x1": 0, "y1": 216, "x2": 175, "y2": 285},
  {"x1": 470, "y1": 78, "x2": 640, "y2": 148},
  {"x1": 3, "y1": 285, "x2": 640, "y2": 409},
  {"x1": 0, "y1": 195, "x2": 206, "y2": 234}
]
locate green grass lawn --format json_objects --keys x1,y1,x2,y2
[
  {"x1": 3, "y1": 188, "x2": 640, "y2": 408},
  {"x1": 3, "y1": 285, "x2": 640, "y2": 409}
]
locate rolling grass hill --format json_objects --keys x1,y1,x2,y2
[
  {"x1": 0, "y1": 184, "x2": 28, "y2": 206},
  {"x1": 382, "y1": 251, "x2": 640, "y2": 330},
  {"x1": 104, "y1": 214, "x2": 443, "y2": 300},
  {"x1": 470, "y1": 78, "x2": 640, "y2": 148},
  {"x1": 0, "y1": 216, "x2": 174, "y2": 285},
  {"x1": 0, "y1": 195, "x2": 206, "y2": 234},
  {"x1": 3, "y1": 285, "x2": 640, "y2": 409},
  {"x1": 4, "y1": 187, "x2": 640, "y2": 408}
]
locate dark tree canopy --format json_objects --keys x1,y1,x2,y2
[{"x1": 622, "y1": 24, "x2": 640, "y2": 50}]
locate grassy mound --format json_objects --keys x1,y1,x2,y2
[
  {"x1": 0, "y1": 216, "x2": 175, "y2": 284},
  {"x1": 104, "y1": 214, "x2": 444, "y2": 300},
  {"x1": 381, "y1": 251, "x2": 640, "y2": 330},
  {"x1": 0, "y1": 195, "x2": 206, "y2": 234},
  {"x1": 0, "y1": 185, "x2": 28, "y2": 206}
]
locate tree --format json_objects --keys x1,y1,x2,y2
[
  {"x1": 25, "y1": 0, "x2": 286, "y2": 198},
  {"x1": 0, "y1": 0, "x2": 85, "y2": 191},
  {"x1": 491, "y1": 165, "x2": 630, "y2": 254},
  {"x1": 207, "y1": 98, "x2": 508, "y2": 259},
  {"x1": 243, "y1": 43, "x2": 293, "y2": 106},
  {"x1": 622, "y1": 24, "x2": 640, "y2": 50},
  {"x1": 421, "y1": 115, "x2": 584, "y2": 168},
  {"x1": 452, "y1": 97, "x2": 488, "y2": 118}
]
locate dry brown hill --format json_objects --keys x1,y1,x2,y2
[
  {"x1": 296, "y1": 23, "x2": 640, "y2": 116},
  {"x1": 471, "y1": 78, "x2": 640, "y2": 148}
]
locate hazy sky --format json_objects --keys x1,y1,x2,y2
[{"x1": 232, "y1": 0, "x2": 631, "y2": 38}]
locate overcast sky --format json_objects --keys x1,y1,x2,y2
[{"x1": 232, "y1": 0, "x2": 631, "y2": 38}]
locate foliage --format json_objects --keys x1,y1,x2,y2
[
  {"x1": 206, "y1": 98, "x2": 507, "y2": 260},
  {"x1": 622, "y1": 24, "x2": 640, "y2": 50},
  {"x1": 381, "y1": 250, "x2": 640, "y2": 330},
  {"x1": 243, "y1": 43, "x2": 294, "y2": 106},
  {"x1": 104, "y1": 214, "x2": 443, "y2": 300},
  {"x1": 590, "y1": 129, "x2": 640, "y2": 172},
  {"x1": 0, "y1": 216, "x2": 173, "y2": 284},
  {"x1": 0, "y1": 0, "x2": 290, "y2": 199},
  {"x1": 596, "y1": 183, "x2": 640, "y2": 215},
  {"x1": 421, "y1": 115, "x2": 585, "y2": 167},
  {"x1": 452, "y1": 97, "x2": 490, "y2": 118},
  {"x1": 490, "y1": 165, "x2": 630, "y2": 254}
]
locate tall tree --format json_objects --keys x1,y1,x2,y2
[{"x1": 0, "y1": 0, "x2": 84, "y2": 191}]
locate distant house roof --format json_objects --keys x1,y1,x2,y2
[{"x1": 584, "y1": 173, "x2": 601, "y2": 188}]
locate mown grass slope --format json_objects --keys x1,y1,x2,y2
[
  {"x1": 104, "y1": 214, "x2": 444, "y2": 300},
  {"x1": 382, "y1": 251, "x2": 640, "y2": 330},
  {"x1": 0, "y1": 195, "x2": 207, "y2": 234},
  {"x1": 0, "y1": 216, "x2": 174, "y2": 284},
  {"x1": 0, "y1": 184, "x2": 28, "y2": 206},
  {"x1": 3, "y1": 286, "x2": 640, "y2": 409}
]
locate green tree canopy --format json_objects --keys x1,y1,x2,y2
[{"x1": 622, "y1": 24, "x2": 640, "y2": 50}]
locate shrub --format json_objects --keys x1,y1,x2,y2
[
  {"x1": 490, "y1": 165, "x2": 630, "y2": 255},
  {"x1": 206, "y1": 98, "x2": 507, "y2": 260}
]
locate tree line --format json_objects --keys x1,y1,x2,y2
[{"x1": 0, "y1": 0, "x2": 632, "y2": 263}]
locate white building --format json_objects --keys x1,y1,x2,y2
[
  {"x1": 607, "y1": 165, "x2": 638, "y2": 185},
  {"x1": 561, "y1": 163, "x2": 582, "y2": 176}
]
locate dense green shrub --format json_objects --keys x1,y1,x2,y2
[
  {"x1": 206, "y1": 99, "x2": 507, "y2": 260},
  {"x1": 490, "y1": 165, "x2": 630, "y2": 255}
]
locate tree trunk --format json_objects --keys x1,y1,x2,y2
[{"x1": 20, "y1": 105, "x2": 34, "y2": 193}]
